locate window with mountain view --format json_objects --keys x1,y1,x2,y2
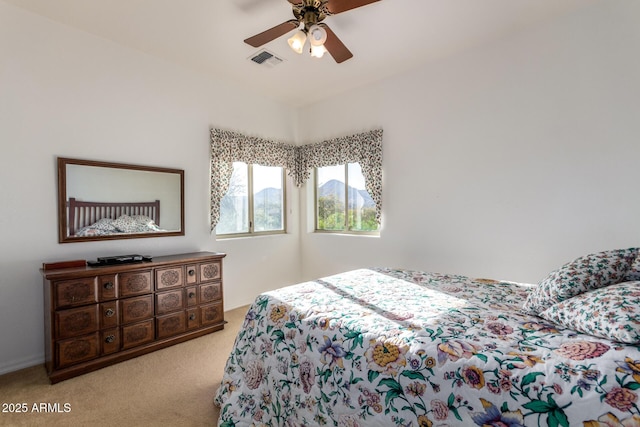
[
  {"x1": 316, "y1": 163, "x2": 378, "y2": 233},
  {"x1": 217, "y1": 162, "x2": 285, "y2": 236}
]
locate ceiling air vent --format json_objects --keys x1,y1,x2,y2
[{"x1": 248, "y1": 49, "x2": 284, "y2": 68}]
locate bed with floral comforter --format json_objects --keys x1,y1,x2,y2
[
  {"x1": 74, "y1": 215, "x2": 164, "y2": 236},
  {"x1": 215, "y1": 256, "x2": 640, "y2": 426}
]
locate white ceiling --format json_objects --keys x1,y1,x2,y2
[{"x1": 5, "y1": 0, "x2": 599, "y2": 107}]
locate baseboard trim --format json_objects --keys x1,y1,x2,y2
[{"x1": 0, "y1": 355, "x2": 44, "y2": 376}]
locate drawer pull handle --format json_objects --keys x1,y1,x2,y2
[
  {"x1": 105, "y1": 308, "x2": 115, "y2": 317},
  {"x1": 104, "y1": 282, "x2": 114, "y2": 290},
  {"x1": 188, "y1": 269, "x2": 196, "y2": 277},
  {"x1": 105, "y1": 335, "x2": 115, "y2": 343},
  {"x1": 189, "y1": 314, "x2": 196, "y2": 321},
  {"x1": 188, "y1": 292, "x2": 196, "y2": 298}
]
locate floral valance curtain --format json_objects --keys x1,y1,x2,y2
[
  {"x1": 294, "y1": 129, "x2": 383, "y2": 224},
  {"x1": 210, "y1": 128, "x2": 383, "y2": 230},
  {"x1": 209, "y1": 128, "x2": 297, "y2": 230}
]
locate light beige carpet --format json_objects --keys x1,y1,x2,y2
[{"x1": 0, "y1": 305, "x2": 249, "y2": 427}]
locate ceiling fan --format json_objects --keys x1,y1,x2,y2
[{"x1": 244, "y1": 0, "x2": 381, "y2": 63}]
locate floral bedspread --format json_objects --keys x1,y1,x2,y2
[{"x1": 214, "y1": 268, "x2": 640, "y2": 426}]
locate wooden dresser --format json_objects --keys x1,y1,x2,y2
[{"x1": 41, "y1": 251, "x2": 226, "y2": 383}]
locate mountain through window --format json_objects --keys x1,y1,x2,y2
[{"x1": 315, "y1": 163, "x2": 378, "y2": 233}]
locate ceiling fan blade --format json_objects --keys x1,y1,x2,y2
[
  {"x1": 244, "y1": 19, "x2": 299, "y2": 47},
  {"x1": 286, "y1": 0, "x2": 302, "y2": 4},
  {"x1": 319, "y1": 23, "x2": 353, "y2": 63},
  {"x1": 326, "y1": 0, "x2": 380, "y2": 14}
]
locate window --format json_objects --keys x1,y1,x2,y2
[
  {"x1": 210, "y1": 128, "x2": 382, "y2": 233},
  {"x1": 217, "y1": 162, "x2": 285, "y2": 236},
  {"x1": 315, "y1": 163, "x2": 378, "y2": 233}
]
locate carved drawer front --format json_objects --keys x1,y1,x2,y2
[
  {"x1": 155, "y1": 289, "x2": 184, "y2": 315},
  {"x1": 200, "y1": 302, "x2": 223, "y2": 327},
  {"x1": 199, "y1": 282, "x2": 221, "y2": 303},
  {"x1": 120, "y1": 295, "x2": 154, "y2": 324},
  {"x1": 100, "y1": 301, "x2": 119, "y2": 329},
  {"x1": 119, "y1": 271, "x2": 152, "y2": 297},
  {"x1": 185, "y1": 286, "x2": 198, "y2": 307},
  {"x1": 101, "y1": 328, "x2": 120, "y2": 355},
  {"x1": 199, "y1": 262, "x2": 221, "y2": 283},
  {"x1": 55, "y1": 305, "x2": 99, "y2": 340},
  {"x1": 55, "y1": 277, "x2": 98, "y2": 309},
  {"x1": 156, "y1": 267, "x2": 184, "y2": 290},
  {"x1": 156, "y1": 311, "x2": 186, "y2": 339},
  {"x1": 186, "y1": 265, "x2": 198, "y2": 285},
  {"x1": 98, "y1": 274, "x2": 118, "y2": 301},
  {"x1": 121, "y1": 319, "x2": 154, "y2": 349},
  {"x1": 57, "y1": 333, "x2": 99, "y2": 368}
]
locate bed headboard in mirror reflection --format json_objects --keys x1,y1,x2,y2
[{"x1": 57, "y1": 157, "x2": 185, "y2": 243}]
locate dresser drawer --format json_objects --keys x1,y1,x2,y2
[
  {"x1": 200, "y1": 302, "x2": 223, "y2": 327},
  {"x1": 119, "y1": 271, "x2": 152, "y2": 297},
  {"x1": 156, "y1": 289, "x2": 184, "y2": 315},
  {"x1": 199, "y1": 282, "x2": 221, "y2": 303},
  {"x1": 120, "y1": 295, "x2": 154, "y2": 324},
  {"x1": 55, "y1": 277, "x2": 98, "y2": 309},
  {"x1": 199, "y1": 261, "x2": 221, "y2": 283},
  {"x1": 55, "y1": 305, "x2": 99, "y2": 339},
  {"x1": 98, "y1": 274, "x2": 118, "y2": 301},
  {"x1": 185, "y1": 286, "x2": 198, "y2": 306},
  {"x1": 101, "y1": 328, "x2": 120, "y2": 355},
  {"x1": 156, "y1": 311, "x2": 186, "y2": 339},
  {"x1": 100, "y1": 301, "x2": 119, "y2": 328},
  {"x1": 121, "y1": 319, "x2": 154, "y2": 349},
  {"x1": 57, "y1": 333, "x2": 99, "y2": 368},
  {"x1": 186, "y1": 308, "x2": 199, "y2": 330},
  {"x1": 156, "y1": 267, "x2": 184, "y2": 290},
  {"x1": 186, "y1": 265, "x2": 198, "y2": 285}
]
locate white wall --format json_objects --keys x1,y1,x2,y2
[
  {"x1": 0, "y1": 1, "x2": 301, "y2": 374},
  {"x1": 298, "y1": 0, "x2": 640, "y2": 283}
]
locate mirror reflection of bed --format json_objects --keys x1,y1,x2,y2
[
  {"x1": 57, "y1": 157, "x2": 184, "y2": 243},
  {"x1": 67, "y1": 198, "x2": 163, "y2": 237}
]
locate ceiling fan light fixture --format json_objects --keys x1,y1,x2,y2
[
  {"x1": 308, "y1": 24, "x2": 327, "y2": 47},
  {"x1": 287, "y1": 30, "x2": 307, "y2": 54},
  {"x1": 310, "y1": 44, "x2": 327, "y2": 58}
]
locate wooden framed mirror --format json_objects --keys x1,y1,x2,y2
[{"x1": 58, "y1": 157, "x2": 184, "y2": 243}]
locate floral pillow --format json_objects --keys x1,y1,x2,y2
[
  {"x1": 113, "y1": 215, "x2": 140, "y2": 233},
  {"x1": 74, "y1": 218, "x2": 118, "y2": 236},
  {"x1": 131, "y1": 215, "x2": 155, "y2": 225},
  {"x1": 626, "y1": 254, "x2": 640, "y2": 281},
  {"x1": 539, "y1": 281, "x2": 640, "y2": 344},
  {"x1": 92, "y1": 218, "x2": 118, "y2": 232},
  {"x1": 522, "y1": 248, "x2": 639, "y2": 315},
  {"x1": 113, "y1": 215, "x2": 160, "y2": 233}
]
